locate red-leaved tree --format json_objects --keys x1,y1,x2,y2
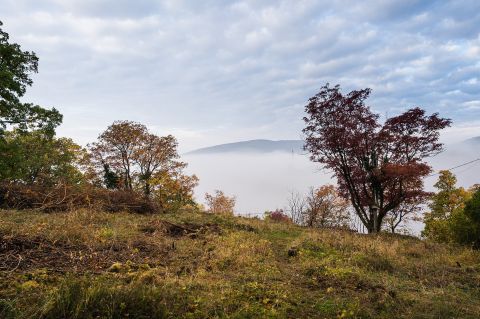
[{"x1": 303, "y1": 84, "x2": 451, "y2": 233}]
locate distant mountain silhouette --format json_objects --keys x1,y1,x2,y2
[
  {"x1": 464, "y1": 136, "x2": 480, "y2": 145},
  {"x1": 185, "y1": 139, "x2": 305, "y2": 155}
]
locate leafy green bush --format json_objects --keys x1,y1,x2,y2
[
  {"x1": 462, "y1": 189, "x2": 480, "y2": 248},
  {"x1": 423, "y1": 171, "x2": 480, "y2": 248}
]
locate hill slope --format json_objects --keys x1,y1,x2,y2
[
  {"x1": 1, "y1": 209, "x2": 479, "y2": 318},
  {"x1": 185, "y1": 139, "x2": 304, "y2": 155}
]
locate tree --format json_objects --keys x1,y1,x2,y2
[
  {"x1": 303, "y1": 84, "x2": 451, "y2": 233},
  {"x1": 102, "y1": 163, "x2": 120, "y2": 189},
  {"x1": 463, "y1": 189, "x2": 480, "y2": 248},
  {"x1": 303, "y1": 185, "x2": 350, "y2": 228},
  {"x1": 428, "y1": 170, "x2": 467, "y2": 219},
  {"x1": 89, "y1": 121, "x2": 183, "y2": 197},
  {"x1": 0, "y1": 130, "x2": 85, "y2": 185},
  {"x1": 89, "y1": 121, "x2": 147, "y2": 191},
  {"x1": 150, "y1": 163, "x2": 199, "y2": 213},
  {"x1": 135, "y1": 133, "x2": 179, "y2": 196},
  {"x1": 89, "y1": 121, "x2": 198, "y2": 212},
  {"x1": 286, "y1": 190, "x2": 306, "y2": 225},
  {"x1": 0, "y1": 21, "x2": 62, "y2": 135},
  {"x1": 205, "y1": 190, "x2": 235, "y2": 215},
  {"x1": 383, "y1": 199, "x2": 422, "y2": 234},
  {"x1": 422, "y1": 171, "x2": 472, "y2": 243}
]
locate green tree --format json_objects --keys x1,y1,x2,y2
[
  {"x1": 462, "y1": 189, "x2": 480, "y2": 248},
  {"x1": 422, "y1": 170, "x2": 472, "y2": 244},
  {"x1": 0, "y1": 21, "x2": 62, "y2": 135},
  {"x1": 102, "y1": 162, "x2": 120, "y2": 189},
  {"x1": 0, "y1": 130, "x2": 85, "y2": 185}
]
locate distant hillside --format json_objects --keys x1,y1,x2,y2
[
  {"x1": 185, "y1": 139, "x2": 304, "y2": 155},
  {"x1": 464, "y1": 136, "x2": 480, "y2": 145}
]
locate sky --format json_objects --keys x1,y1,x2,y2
[{"x1": 1, "y1": 0, "x2": 480, "y2": 152}]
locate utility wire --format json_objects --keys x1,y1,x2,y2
[
  {"x1": 427, "y1": 157, "x2": 480, "y2": 177},
  {"x1": 455, "y1": 161, "x2": 480, "y2": 175}
]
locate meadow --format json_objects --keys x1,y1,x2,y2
[{"x1": 1, "y1": 208, "x2": 479, "y2": 319}]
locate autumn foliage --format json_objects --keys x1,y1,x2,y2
[
  {"x1": 303, "y1": 185, "x2": 350, "y2": 228},
  {"x1": 264, "y1": 209, "x2": 291, "y2": 223},
  {"x1": 88, "y1": 121, "x2": 198, "y2": 212},
  {"x1": 205, "y1": 190, "x2": 236, "y2": 215},
  {"x1": 303, "y1": 84, "x2": 451, "y2": 233},
  {"x1": 0, "y1": 121, "x2": 198, "y2": 214},
  {"x1": 286, "y1": 185, "x2": 350, "y2": 229}
]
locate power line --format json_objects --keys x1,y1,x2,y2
[
  {"x1": 427, "y1": 157, "x2": 480, "y2": 177},
  {"x1": 455, "y1": 161, "x2": 480, "y2": 175}
]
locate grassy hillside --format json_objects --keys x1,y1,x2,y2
[{"x1": 1, "y1": 209, "x2": 479, "y2": 318}]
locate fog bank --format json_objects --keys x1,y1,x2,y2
[{"x1": 183, "y1": 144, "x2": 480, "y2": 229}]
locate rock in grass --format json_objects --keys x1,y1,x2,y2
[{"x1": 288, "y1": 247, "x2": 298, "y2": 257}]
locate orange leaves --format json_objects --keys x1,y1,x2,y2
[
  {"x1": 304, "y1": 185, "x2": 350, "y2": 228},
  {"x1": 205, "y1": 190, "x2": 236, "y2": 215},
  {"x1": 88, "y1": 121, "x2": 188, "y2": 197},
  {"x1": 86, "y1": 121, "x2": 198, "y2": 212}
]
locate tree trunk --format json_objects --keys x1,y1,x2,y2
[
  {"x1": 367, "y1": 206, "x2": 380, "y2": 234},
  {"x1": 144, "y1": 181, "x2": 151, "y2": 197}
]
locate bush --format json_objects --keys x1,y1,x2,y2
[
  {"x1": 461, "y1": 189, "x2": 480, "y2": 248},
  {"x1": 264, "y1": 209, "x2": 291, "y2": 223},
  {"x1": 0, "y1": 183, "x2": 90, "y2": 211},
  {"x1": 422, "y1": 171, "x2": 480, "y2": 248},
  {"x1": 100, "y1": 189, "x2": 159, "y2": 214},
  {"x1": 205, "y1": 190, "x2": 235, "y2": 215},
  {"x1": 0, "y1": 183, "x2": 160, "y2": 214}
]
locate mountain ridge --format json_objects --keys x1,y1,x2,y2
[
  {"x1": 185, "y1": 139, "x2": 305, "y2": 155},
  {"x1": 186, "y1": 135, "x2": 480, "y2": 156},
  {"x1": 464, "y1": 136, "x2": 480, "y2": 145}
]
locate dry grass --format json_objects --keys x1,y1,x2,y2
[{"x1": 0, "y1": 209, "x2": 479, "y2": 318}]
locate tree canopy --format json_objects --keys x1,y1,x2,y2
[
  {"x1": 303, "y1": 185, "x2": 350, "y2": 228},
  {"x1": 0, "y1": 130, "x2": 85, "y2": 185},
  {"x1": 303, "y1": 84, "x2": 451, "y2": 233},
  {"x1": 423, "y1": 170, "x2": 479, "y2": 247},
  {"x1": 89, "y1": 121, "x2": 196, "y2": 202},
  {"x1": 0, "y1": 21, "x2": 62, "y2": 135}
]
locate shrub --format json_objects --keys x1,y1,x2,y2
[
  {"x1": 265, "y1": 209, "x2": 291, "y2": 223},
  {"x1": 0, "y1": 183, "x2": 160, "y2": 214},
  {"x1": 0, "y1": 183, "x2": 90, "y2": 211},
  {"x1": 205, "y1": 190, "x2": 235, "y2": 215},
  {"x1": 422, "y1": 171, "x2": 480, "y2": 247},
  {"x1": 101, "y1": 189, "x2": 159, "y2": 214},
  {"x1": 460, "y1": 189, "x2": 480, "y2": 248}
]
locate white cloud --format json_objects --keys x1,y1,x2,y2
[{"x1": 0, "y1": 0, "x2": 479, "y2": 148}]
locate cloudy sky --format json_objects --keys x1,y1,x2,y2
[{"x1": 2, "y1": 0, "x2": 480, "y2": 151}]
